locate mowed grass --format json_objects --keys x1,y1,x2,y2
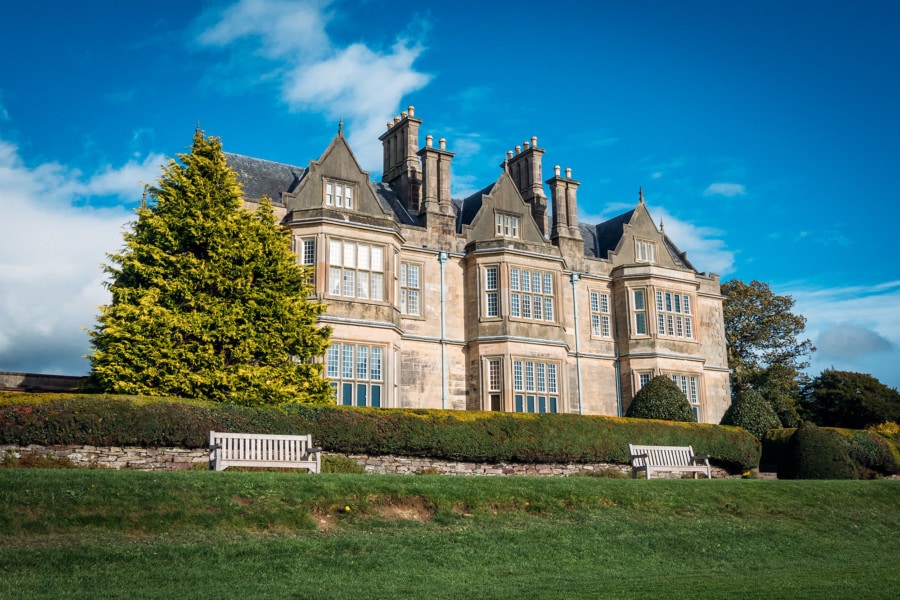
[{"x1": 1, "y1": 470, "x2": 898, "y2": 599}]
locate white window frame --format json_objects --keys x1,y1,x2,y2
[
  {"x1": 655, "y1": 290, "x2": 694, "y2": 339},
  {"x1": 484, "y1": 265, "x2": 499, "y2": 318},
  {"x1": 327, "y1": 239, "x2": 384, "y2": 301},
  {"x1": 635, "y1": 239, "x2": 656, "y2": 263},
  {"x1": 512, "y1": 359, "x2": 560, "y2": 413},
  {"x1": 400, "y1": 262, "x2": 422, "y2": 316},
  {"x1": 590, "y1": 290, "x2": 612, "y2": 337},
  {"x1": 495, "y1": 213, "x2": 520, "y2": 238},
  {"x1": 326, "y1": 342, "x2": 385, "y2": 407},
  {"x1": 632, "y1": 289, "x2": 648, "y2": 335},
  {"x1": 670, "y1": 374, "x2": 701, "y2": 421},
  {"x1": 324, "y1": 180, "x2": 355, "y2": 209},
  {"x1": 509, "y1": 267, "x2": 555, "y2": 323}
]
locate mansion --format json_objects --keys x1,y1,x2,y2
[{"x1": 225, "y1": 107, "x2": 732, "y2": 423}]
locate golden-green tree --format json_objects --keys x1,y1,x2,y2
[{"x1": 86, "y1": 130, "x2": 332, "y2": 406}]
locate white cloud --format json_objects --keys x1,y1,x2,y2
[
  {"x1": 197, "y1": 0, "x2": 431, "y2": 170},
  {"x1": 780, "y1": 281, "x2": 900, "y2": 388},
  {"x1": 703, "y1": 182, "x2": 746, "y2": 197},
  {"x1": 651, "y1": 205, "x2": 735, "y2": 276},
  {"x1": 0, "y1": 136, "x2": 161, "y2": 375}
]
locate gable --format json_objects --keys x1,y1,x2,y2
[
  {"x1": 284, "y1": 134, "x2": 392, "y2": 220},
  {"x1": 464, "y1": 172, "x2": 546, "y2": 245},
  {"x1": 603, "y1": 203, "x2": 694, "y2": 271}
]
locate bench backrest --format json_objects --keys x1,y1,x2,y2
[
  {"x1": 629, "y1": 444, "x2": 696, "y2": 467},
  {"x1": 210, "y1": 431, "x2": 313, "y2": 462}
]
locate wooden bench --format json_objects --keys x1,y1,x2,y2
[
  {"x1": 628, "y1": 444, "x2": 711, "y2": 479},
  {"x1": 209, "y1": 431, "x2": 321, "y2": 473}
]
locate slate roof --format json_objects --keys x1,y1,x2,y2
[
  {"x1": 458, "y1": 182, "x2": 496, "y2": 227},
  {"x1": 592, "y1": 209, "x2": 635, "y2": 259},
  {"x1": 371, "y1": 182, "x2": 419, "y2": 226},
  {"x1": 224, "y1": 153, "x2": 305, "y2": 205}
]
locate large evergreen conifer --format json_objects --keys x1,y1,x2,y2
[{"x1": 86, "y1": 130, "x2": 332, "y2": 406}]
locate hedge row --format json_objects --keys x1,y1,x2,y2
[
  {"x1": 762, "y1": 426, "x2": 899, "y2": 478},
  {"x1": 0, "y1": 393, "x2": 761, "y2": 471}
]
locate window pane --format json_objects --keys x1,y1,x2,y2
[
  {"x1": 343, "y1": 242, "x2": 356, "y2": 268},
  {"x1": 343, "y1": 269, "x2": 355, "y2": 297},
  {"x1": 357, "y1": 346, "x2": 368, "y2": 380},
  {"x1": 329, "y1": 267, "x2": 342, "y2": 295},
  {"x1": 408, "y1": 290, "x2": 419, "y2": 315},
  {"x1": 357, "y1": 271, "x2": 369, "y2": 299},
  {"x1": 634, "y1": 290, "x2": 645, "y2": 310},
  {"x1": 511, "y1": 293, "x2": 520, "y2": 317},
  {"x1": 370, "y1": 246, "x2": 384, "y2": 272},
  {"x1": 521, "y1": 271, "x2": 531, "y2": 292},
  {"x1": 600, "y1": 293, "x2": 609, "y2": 313},
  {"x1": 590, "y1": 292, "x2": 599, "y2": 312},
  {"x1": 371, "y1": 348, "x2": 382, "y2": 381},
  {"x1": 544, "y1": 297, "x2": 553, "y2": 321},
  {"x1": 344, "y1": 187, "x2": 353, "y2": 209},
  {"x1": 532, "y1": 273, "x2": 542, "y2": 294},
  {"x1": 636, "y1": 313, "x2": 647, "y2": 335},
  {"x1": 601, "y1": 315, "x2": 610, "y2": 337},
  {"x1": 329, "y1": 239, "x2": 341, "y2": 264},
  {"x1": 408, "y1": 264, "x2": 419, "y2": 288},
  {"x1": 592, "y1": 314, "x2": 600, "y2": 335},
  {"x1": 371, "y1": 273, "x2": 383, "y2": 301},
  {"x1": 342, "y1": 345, "x2": 354, "y2": 379},
  {"x1": 327, "y1": 345, "x2": 339, "y2": 378},
  {"x1": 358, "y1": 244, "x2": 370, "y2": 270},
  {"x1": 525, "y1": 362, "x2": 535, "y2": 391},
  {"x1": 514, "y1": 361, "x2": 523, "y2": 391},
  {"x1": 543, "y1": 273, "x2": 552, "y2": 295},
  {"x1": 511, "y1": 268, "x2": 519, "y2": 291}
]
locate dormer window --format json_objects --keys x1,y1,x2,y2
[
  {"x1": 635, "y1": 239, "x2": 656, "y2": 263},
  {"x1": 496, "y1": 213, "x2": 520, "y2": 238},
  {"x1": 325, "y1": 180, "x2": 354, "y2": 209}
]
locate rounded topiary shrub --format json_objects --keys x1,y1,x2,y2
[
  {"x1": 625, "y1": 376, "x2": 696, "y2": 422},
  {"x1": 721, "y1": 388, "x2": 782, "y2": 440},
  {"x1": 779, "y1": 421, "x2": 858, "y2": 479}
]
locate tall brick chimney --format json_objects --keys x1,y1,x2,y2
[
  {"x1": 548, "y1": 165, "x2": 583, "y2": 244},
  {"x1": 379, "y1": 106, "x2": 423, "y2": 211},
  {"x1": 503, "y1": 136, "x2": 548, "y2": 237}
]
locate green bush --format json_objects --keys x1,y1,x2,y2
[
  {"x1": 778, "y1": 422, "x2": 858, "y2": 480},
  {"x1": 625, "y1": 376, "x2": 695, "y2": 422},
  {"x1": 0, "y1": 393, "x2": 761, "y2": 471},
  {"x1": 763, "y1": 425, "x2": 898, "y2": 478},
  {"x1": 721, "y1": 388, "x2": 781, "y2": 439}
]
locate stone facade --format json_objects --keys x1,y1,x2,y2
[{"x1": 225, "y1": 106, "x2": 731, "y2": 422}]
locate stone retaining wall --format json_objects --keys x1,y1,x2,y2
[{"x1": 1, "y1": 444, "x2": 734, "y2": 478}]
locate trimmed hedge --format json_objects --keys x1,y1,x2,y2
[
  {"x1": 763, "y1": 425, "x2": 899, "y2": 478},
  {"x1": 0, "y1": 393, "x2": 761, "y2": 471}
]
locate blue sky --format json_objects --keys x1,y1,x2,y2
[{"x1": 1, "y1": 0, "x2": 898, "y2": 390}]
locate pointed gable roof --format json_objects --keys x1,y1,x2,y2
[{"x1": 592, "y1": 209, "x2": 635, "y2": 259}]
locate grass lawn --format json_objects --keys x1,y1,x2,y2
[{"x1": 1, "y1": 469, "x2": 898, "y2": 599}]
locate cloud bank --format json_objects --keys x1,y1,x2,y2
[
  {"x1": 197, "y1": 0, "x2": 431, "y2": 170},
  {"x1": 703, "y1": 182, "x2": 746, "y2": 197},
  {"x1": 0, "y1": 136, "x2": 163, "y2": 375}
]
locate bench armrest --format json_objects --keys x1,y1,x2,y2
[
  {"x1": 308, "y1": 447, "x2": 322, "y2": 454},
  {"x1": 692, "y1": 455, "x2": 710, "y2": 462},
  {"x1": 209, "y1": 443, "x2": 222, "y2": 451},
  {"x1": 631, "y1": 453, "x2": 648, "y2": 460}
]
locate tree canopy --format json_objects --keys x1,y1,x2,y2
[
  {"x1": 801, "y1": 370, "x2": 900, "y2": 428},
  {"x1": 721, "y1": 279, "x2": 815, "y2": 427},
  {"x1": 625, "y1": 376, "x2": 696, "y2": 422},
  {"x1": 86, "y1": 130, "x2": 332, "y2": 406}
]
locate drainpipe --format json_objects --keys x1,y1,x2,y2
[
  {"x1": 570, "y1": 273, "x2": 584, "y2": 415},
  {"x1": 614, "y1": 349, "x2": 623, "y2": 417},
  {"x1": 438, "y1": 251, "x2": 449, "y2": 409}
]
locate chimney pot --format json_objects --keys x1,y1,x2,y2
[
  {"x1": 439, "y1": 138, "x2": 447, "y2": 150},
  {"x1": 515, "y1": 145, "x2": 521, "y2": 155},
  {"x1": 426, "y1": 134, "x2": 433, "y2": 147},
  {"x1": 393, "y1": 116, "x2": 401, "y2": 124},
  {"x1": 408, "y1": 106, "x2": 415, "y2": 117},
  {"x1": 531, "y1": 136, "x2": 538, "y2": 147},
  {"x1": 401, "y1": 111, "x2": 408, "y2": 119},
  {"x1": 566, "y1": 168, "x2": 572, "y2": 178},
  {"x1": 554, "y1": 165, "x2": 561, "y2": 177},
  {"x1": 507, "y1": 150, "x2": 514, "y2": 158},
  {"x1": 386, "y1": 121, "x2": 393, "y2": 129},
  {"x1": 524, "y1": 141, "x2": 530, "y2": 149}
]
